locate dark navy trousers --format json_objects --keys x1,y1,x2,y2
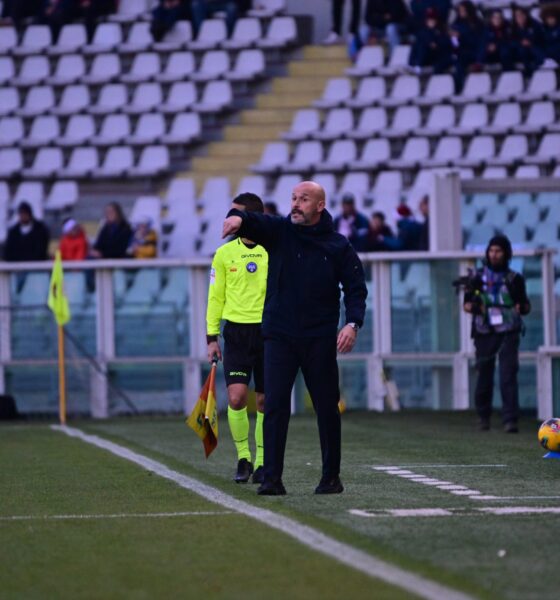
[{"x1": 263, "y1": 335, "x2": 341, "y2": 483}]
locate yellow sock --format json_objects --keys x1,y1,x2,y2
[
  {"x1": 227, "y1": 406, "x2": 251, "y2": 462},
  {"x1": 254, "y1": 411, "x2": 264, "y2": 469}
]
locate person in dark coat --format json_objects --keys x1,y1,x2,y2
[
  {"x1": 418, "y1": 196, "x2": 430, "y2": 251},
  {"x1": 222, "y1": 181, "x2": 368, "y2": 496},
  {"x1": 333, "y1": 193, "x2": 370, "y2": 252},
  {"x1": 150, "y1": 0, "x2": 191, "y2": 42},
  {"x1": 479, "y1": 9, "x2": 514, "y2": 70},
  {"x1": 541, "y1": 6, "x2": 560, "y2": 63},
  {"x1": 463, "y1": 235, "x2": 531, "y2": 433},
  {"x1": 383, "y1": 204, "x2": 423, "y2": 251},
  {"x1": 4, "y1": 202, "x2": 50, "y2": 262},
  {"x1": 74, "y1": 0, "x2": 117, "y2": 42},
  {"x1": 451, "y1": 1, "x2": 484, "y2": 91},
  {"x1": 409, "y1": 8, "x2": 454, "y2": 73},
  {"x1": 91, "y1": 202, "x2": 132, "y2": 259},
  {"x1": 511, "y1": 6, "x2": 545, "y2": 73},
  {"x1": 409, "y1": 0, "x2": 451, "y2": 33},
  {"x1": 364, "y1": 0, "x2": 410, "y2": 53},
  {"x1": 367, "y1": 211, "x2": 394, "y2": 251}
]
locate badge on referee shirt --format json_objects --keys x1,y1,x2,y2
[{"x1": 246, "y1": 262, "x2": 257, "y2": 273}]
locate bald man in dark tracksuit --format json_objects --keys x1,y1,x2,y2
[{"x1": 222, "y1": 181, "x2": 368, "y2": 496}]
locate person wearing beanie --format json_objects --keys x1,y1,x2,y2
[
  {"x1": 4, "y1": 202, "x2": 50, "y2": 262},
  {"x1": 382, "y1": 204, "x2": 423, "y2": 251},
  {"x1": 59, "y1": 218, "x2": 88, "y2": 261},
  {"x1": 333, "y1": 194, "x2": 370, "y2": 252},
  {"x1": 463, "y1": 234, "x2": 531, "y2": 433}
]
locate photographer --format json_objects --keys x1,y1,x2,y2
[{"x1": 462, "y1": 235, "x2": 530, "y2": 433}]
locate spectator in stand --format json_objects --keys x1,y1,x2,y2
[
  {"x1": 264, "y1": 201, "x2": 279, "y2": 216},
  {"x1": 451, "y1": 1, "x2": 484, "y2": 91},
  {"x1": 59, "y1": 218, "x2": 88, "y2": 261},
  {"x1": 191, "y1": 0, "x2": 250, "y2": 36},
  {"x1": 367, "y1": 211, "x2": 394, "y2": 251},
  {"x1": 418, "y1": 195, "x2": 429, "y2": 251},
  {"x1": 74, "y1": 0, "x2": 117, "y2": 42},
  {"x1": 479, "y1": 9, "x2": 514, "y2": 70},
  {"x1": 409, "y1": 8, "x2": 453, "y2": 73},
  {"x1": 38, "y1": 0, "x2": 74, "y2": 41},
  {"x1": 151, "y1": 0, "x2": 191, "y2": 42},
  {"x1": 1, "y1": 0, "x2": 43, "y2": 29},
  {"x1": 511, "y1": 6, "x2": 545, "y2": 73},
  {"x1": 90, "y1": 202, "x2": 132, "y2": 259},
  {"x1": 324, "y1": 0, "x2": 361, "y2": 46},
  {"x1": 383, "y1": 204, "x2": 423, "y2": 251},
  {"x1": 410, "y1": 0, "x2": 451, "y2": 33},
  {"x1": 541, "y1": 5, "x2": 560, "y2": 63},
  {"x1": 362, "y1": 0, "x2": 410, "y2": 54},
  {"x1": 333, "y1": 194, "x2": 370, "y2": 252},
  {"x1": 4, "y1": 202, "x2": 50, "y2": 262},
  {"x1": 127, "y1": 217, "x2": 158, "y2": 259}
]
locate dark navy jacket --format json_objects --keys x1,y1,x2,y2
[{"x1": 227, "y1": 208, "x2": 368, "y2": 339}]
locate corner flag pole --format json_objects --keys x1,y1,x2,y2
[{"x1": 57, "y1": 324, "x2": 67, "y2": 425}]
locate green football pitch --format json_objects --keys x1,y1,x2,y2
[{"x1": 2, "y1": 411, "x2": 559, "y2": 600}]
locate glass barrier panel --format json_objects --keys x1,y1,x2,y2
[
  {"x1": 340, "y1": 265, "x2": 373, "y2": 352},
  {"x1": 553, "y1": 358, "x2": 560, "y2": 417}
]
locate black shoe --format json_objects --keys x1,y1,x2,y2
[
  {"x1": 252, "y1": 466, "x2": 264, "y2": 484},
  {"x1": 504, "y1": 421, "x2": 519, "y2": 433},
  {"x1": 315, "y1": 476, "x2": 344, "y2": 495},
  {"x1": 478, "y1": 417, "x2": 490, "y2": 431},
  {"x1": 234, "y1": 459, "x2": 253, "y2": 483},
  {"x1": 257, "y1": 480, "x2": 286, "y2": 495}
]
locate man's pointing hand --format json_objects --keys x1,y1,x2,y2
[{"x1": 222, "y1": 216, "x2": 242, "y2": 239}]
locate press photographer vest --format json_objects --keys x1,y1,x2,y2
[{"x1": 473, "y1": 267, "x2": 522, "y2": 335}]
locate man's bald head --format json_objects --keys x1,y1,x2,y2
[{"x1": 290, "y1": 181, "x2": 326, "y2": 226}]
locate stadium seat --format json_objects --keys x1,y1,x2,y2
[
  {"x1": 514, "y1": 101, "x2": 555, "y2": 134},
  {"x1": 0, "y1": 88, "x2": 19, "y2": 117},
  {"x1": 110, "y1": 0, "x2": 150, "y2": 22},
  {"x1": 160, "y1": 112, "x2": 202, "y2": 145},
  {"x1": 518, "y1": 70, "x2": 557, "y2": 102},
  {"x1": 345, "y1": 77, "x2": 386, "y2": 108},
  {"x1": 481, "y1": 102, "x2": 521, "y2": 135},
  {"x1": 0, "y1": 117, "x2": 24, "y2": 147},
  {"x1": 487, "y1": 134, "x2": 528, "y2": 166},
  {"x1": 88, "y1": 83, "x2": 128, "y2": 115},
  {"x1": 479, "y1": 202, "x2": 509, "y2": 228},
  {"x1": 508, "y1": 198, "x2": 540, "y2": 229},
  {"x1": 48, "y1": 24, "x2": 87, "y2": 55},
  {"x1": 469, "y1": 192, "x2": 499, "y2": 211},
  {"x1": 91, "y1": 114, "x2": 131, "y2": 146},
  {"x1": 22, "y1": 148, "x2": 64, "y2": 179},
  {"x1": 552, "y1": 166, "x2": 560, "y2": 177},
  {"x1": 45, "y1": 181, "x2": 79, "y2": 211},
  {"x1": 347, "y1": 106, "x2": 387, "y2": 139},
  {"x1": 189, "y1": 19, "x2": 227, "y2": 51},
  {"x1": 13, "y1": 25, "x2": 52, "y2": 56},
  {"x1": 0, "y1": 57, "x2": 15, "y2": 85},
  {"x1": 17, "y1": 86, "x2": 55, "y2": 117},
  {"x1": 21, "y1": 115, "x2": 60, "y2": 148},
  {"x1": 159, "y1": 81, "x2": 197, "y2": 113},
  {"x1": 345, "y1": 46, "x2": 384, "y2": 77},
  {"x1": 414, "y1": 104, "x2": 455, "y2": 136},
  {"x1": 388, "y1": 137, "x2": 430, "y2": 170},
  {"x1": 83, "y1": 23, "x2": 123, "y2": 54},
  {"x1": 126, "y1": 113, "x2": 165, "y2": 145},
  {"x1": 523, "y1": 134, "x2": 560, "y2": 165},
  {"x1": 334, "y1": 172, "x2": 370, "y2": 207},
  {"x1": 92, "y1": 146, "x2": 134, "y2": 178},
  {"x1": 13, "y1": 56, "x2": 50, "y2": 87},
  {"x1": 269, "y1": 175, "x2": 299, "y2": 214},
  {"x1": 503, "y1": 192, "x2": 533, "y2": 211},
  {"x1": 414, "y1": 74, "x2": 454, "y2": 106},
  {"x1": 535, "y1": 192, "x2": 559, "y2": 211},
  {"x1": 82, "y1": 53, "x2": 122, "y2": 85},
  {"x1": 482, "y1": 166, "x2": 507, "y2": 179},
  {"x1": 0, "y1": 25, "x2": 17, "y2": 54},
  {"x1": 153, "y1": 20, "x2": 192, "y2": 51},
  {"x1": 165, "y1": 177, "x2": 196, "y2": 206},
  {"x1": 191, "y1": 50, "x2": 230, "y2": 82},
  {"x1": 315, "y1": 139, "x2": 357, "y2": 172},
  {"x1": 379, "y1": 75, "x2": 420, "y2": 107},
  {"x1": 130, "y1": 196, "x2": 161, "y2": 230},
  {"x1": 515, "y1": 165, "x2": 540, "y2": 178},
  {"x1": 51, "y1": 84, "x2": 90, "y2": 116},
  {"x1": 198, "y1": 177, "x2": 231, "y2": 212},
  {"x1": 531, "y1": 221, "x2": 559, "y2": 247},
  {"x1": 455, "y1": 136, "x2": 495, "y2": 168},
  {"x1": 155, "y1": 52, "x2": 195, "y2": 82},
  {"x1": 0, "y1": 148, "x2": 23, "y2": 178},
  {"x1": 370, "y1": 171, "x2": 403, "y2": 215},
  {"x1": 313, "y1": 108, "x2": 353, "y2": 141},
  {"x1": 58, "y1": 147, "x2": 99, "y2": 178},
  {"x1": 248, "y1": 0, "x2": 286, "y2": 17},
  {"x1": 235, "y1": 175, "x2": 266, "y2": 198},
  {"x1": 251, "y1": 141, "x2": 290, "y2": 174},
  {"x1": 377, "y1": 45, "x2": 410, "y2": 75},
  {"x1": 448, "y1": 103, "x2": 488, "y2": 136},
  {"x1": 482, "y1": 71, "x2": 524, "y2": 104},
  {"x1": 313, "y1": 78, "x2": 352, "y2": 109},
  {"x1": 121, "y1": 52, "x2": 161, "y2": 83},
  {"x1": 165, "y1": 221, "x2": 198, "y2": 256},
  {"x1": 162, "y1": 178, "x2": 197, "y2": 226},
  {"x1": 450, "y1": 73, "x2": 491, "y2": 104},
  {"x1": 191, "y1": 80, "x2": 232, "y2": 113},
  {"x1": 421, "y1": 136, "x2": 463, "y2": 168},
  {"x1": 281, "y1": 140, "x2": 323, "y2": 173},
  {"x1": 348, "y1": 138, "x2": 390, "y2": 170},
  {"x1": 466, "y1": 224, "x2": 496, "y2": 247},
  {"x1": 222, "y1": 17, "x2": 262, "y2": 49},
  {"x1": 12, "y1": 182, "x2": 44, "y2": 218},
  {"x1": 226, "y1": 49, "x2": 265, "y2": 81},
  {"x1": 256, "y1": 16, "x2": 296, "y2": 48},
  {"x1": 119, "y1": 21, "x2": 154, "y2": 53},
  {"x1": 58, "y1": 114, "x2": 96, "y2": 147},
  {"x1": 46, "y1": 54, "x2": 86, "y2": 86},
  {"x1": 382, "y1": 105, "x2": 421, "y2": 138},
  {"x1": 311, "y1": 173, "x2": 337, "y2": 203}
]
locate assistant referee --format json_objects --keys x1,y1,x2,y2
[{"x1": 206, "y1": 193, "x2": 268, "y2": 484}]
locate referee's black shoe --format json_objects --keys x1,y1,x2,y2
[
  {"x1": 257, "y1": 479, "x2": 286, "y2": 495},
  {"x1": 315, "y1": 476, "x2": 344, "y2": 494},
  {"x1": 234, "y1": 459, "x2": 253, "y2": 483},
  {"x1": 252, "y1": 466, "x2": 264, "y2": 484}
]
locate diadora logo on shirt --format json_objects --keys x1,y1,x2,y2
[{"x1": 246, "y1": 262, "x2": 258, "y2": 273}]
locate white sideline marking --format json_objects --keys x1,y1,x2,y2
[
  {"x1": 349, "y1": 506, "x2": 560, "y2": 519},
  {"x1": 479, "y1": 507, "x2": 560, "y2": 515},
  {"x1": 0, "y1": 511, "x2": 232, "y2": 522},
  {"x1": 51, "y1": 425, "x2": 473, "y2": 600},
  {"x1": 371, "y1": 464, "x2": 507, "y2": 469}
]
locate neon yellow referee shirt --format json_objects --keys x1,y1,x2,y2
[{"x1": 206, "y1": 238, "x2": 268, "y2": 336}]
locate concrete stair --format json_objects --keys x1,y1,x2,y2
[{"x1": 177, "y1": 45, "x2": 350, "y2": 193}]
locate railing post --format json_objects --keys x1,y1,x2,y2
[
  {"x1": 541, "y1": 250, "x2": 557, "y2": 348},
  {"x1": 537, "y1": 349, "x2": 553, "y2": 420}
]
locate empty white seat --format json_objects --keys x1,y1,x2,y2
[
  {"x1": 46, "y1": 54, "x2": 86, "y2": 86},
  {"x1": 370, "y1": 171, "x2": 403, "y2": 205},
  {"x1": 155, "y1": 52, "x2": 195, "y2": 82},
  {"x1": 251, "y1": 142, "x2": 290, "y2": 174},
  {"x1": 130, "y1": 196, "x2": 161, "y2": 230},
  {"x1": 333, "y1": 172, "x2": 369, "y2": 205},
  {"x1": 487, "y1": 134, "x2": 528, "y2": 166},
  {"x1": 159, "y1": 81, "x2": 197, "y2": 113},
  {"x1": 481, "y1": 102, "x2": 521, "y2": 135},
  {"x1": 455, "y1": 136, "x2": 495, "y2": 168},
  {"x1": 482, "y1": 71, "x2": 524, "y2": 104},
  {"x1": 122, "y1": 52, "x2": 161, "y2": 83},
  {"x1": 282, "y1": 109, "x2": 320, "y2": 141},
  {"x1": 256, "y1": 16, "x2": 296, "y2": 48},
  {"x1": 12, "y1": 182, "x2": 44, "y2": 217},
  {"x1": 414, "y1": 74, "x2": 454, "y2": 106},
  {"x1": 379, "y1": 75, "x2": 420, "y2": 107},
  {"x1": 17, "y1": 86, "x2": 55, "y2": 117},
  {"x1": 92, "y1": 146, "x2": 134, "y2": 178},
  {"x1": 51, "y1": 84, "x2": 90, "y2": 116},
  {"x1": 388, "y1": 137, "x2": 430, "y2": 169},
  {"x1": 191, "y1": 50, "x2": 229, "y2": 82},
  {"x1": 198, "y1": 177, "x2": 231, "y2": 208},
  {"x1": 314, "y1": 108, "x2": 353, "y2": 141},
  {"x1": 482, "y1": 166, "x2": 507, "y2": 179},
  {"x1": 226, "y1": 49, "x2": 265, "y2": 81},
  {"x1": 223, "y1": 17, "x2": 262, "y2": 49},
  {"x1": 45, "y1": 181, "x2": 79, "y2": 211},
  {"x1": 83, "y1": 23, "x2": 123, "y2": 54},
  {"x1": 0, "y1": 88, "x2": 19, "y2": 117},
  {"x1": 129, "y1": 146, "x2": 170, "y2": 177},
  {"x1": 48, "y1": 24, "x2": 87, "y2": 55},
  {"x1": 160, "y1": 112, "x2": 202, "y2": 145},
  {"x1": 0, "y1": 26, "x2": 17, "y2": 54},
  {"x1": 110, "y1": 0, "x2": 149, "y2": 22},
  {"x1": 165, "y1": 177, "x2": 196, "y2": 211},
  {"x1": 518, "y1": 70, "x2": 557, "y2": 102},
  {"x1": 91, "y1": 114, "x2": 131, "y2": 146},
  {"x1": 345, "y1": 46, "x2": 384, "y2": 77},
  {"x1": 192, "y1": 80, "x2": 232, "y2": 113},
  {"x1": 0, "y1": 57, "x2": 15, "y2": 86},
  {"x1": 451, "y1": 73, "x2": 491, "y2": 104},
  {"x1": 267, "y1": 175, "x2": 299, "y2": 214},
  {"x1": 190, "y1": 19, "x2": 227, "y2": 51},
  {"x1": 514, "y1": 101, "x2": 555, "y2": 134},
  {"x1": 382, "y1": 105, "x2": 421, "y2": 138},
  {"x1": 235, "y1": 175, "x2": 266, "y2": 199},
  {"x1": 82, "y1": 53, "x2": 122, "y2": 85},
  {"x1": 349, "y1": 138, "x2": 390, "y2": 170},
  {"x1": 280, "y1": 140, "x2": 322, "y2": 173},
  {"x1": 126, "y1": 113, "x2": 165, "y2": 145},
  {"x1": 153, "y1": 20, "x2": 193, "y2": 51},
  {"x1": 347, "y1": 107, "x2": 387, "y2": 139},
  {"x1": 414, "y1": 104, "x2": 455, "y2": 136},
  {"x1": 22, "y1": 148, "x2": 64, "y2": 178},
  {"x1": 377, "y1": 45, "x2": 410, "y2": 75},
  {"x1": 89, "y1": 83, "x2": 128, "y2": 115},
  {"x1": 122, "y1": 82, "x2": 163, "y2": 114},
  {"x1": 345, "y1": 77, "x2": 385, "y2": 108},
  {"x1": 523, "y1": 134, "x2": 560, "y2": 165},
  {"x1": 119, "y1": 21, "x2": 153, "y2": 53},
  {"x1": 313, "y1": 78, "x2": 352, "y2": 109},
  {"x1": 58, "y1": 114, "x2": 96, "y2": 147},
  {"x1": 448, "y1": 103, "x2": 488, "y2": 136},
  {"x1": 59, "y1": 147, "x2": 99, "y2": 178},
  {"x1": 13, "y1": 25, "x2": 51, "y2": 56},
  {"x1": 515, "y1": 165, "x2": 540, "y2": 178},
  {"x1": 315, "y1": 140, "x2": 357, "y2": 172},
  {"x1": 0, "y1": 148, "x2": 23, "y2": 177},
  {"x1": 21, "y1": 115, "x2": 60, "y2": 148},
  {"x1": 13, "y1": 56, "x2": 50, "y2": 87},
  {"x1": 421, "y1": 136, "x2": 463, "y2": 168}
]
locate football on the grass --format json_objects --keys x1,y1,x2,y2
[{"x1": 538, "y1": 418, "x2": 560, "y2": 452}]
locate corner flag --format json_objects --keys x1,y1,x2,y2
[
  {"x1": 186, "y1": 360, "x2": 218, "y2": 457},
  {"x1": 47, "y1": 251, "x2": 71, "y2": 326}
]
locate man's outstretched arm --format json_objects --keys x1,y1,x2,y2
[{"x1": 222, "y1": 209, "x2": 282, "y2": 248}]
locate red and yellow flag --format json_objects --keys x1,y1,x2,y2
[{"x1": 186, "y1": 362, "x2": 218, "y2": 457}]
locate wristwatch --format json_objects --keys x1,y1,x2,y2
[{"x1": 347, "y1": 322, "x2": 359, "y2": 332}]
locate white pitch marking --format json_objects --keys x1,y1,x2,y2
[
  {"x1": 349, "y1": 506, "x2": 560, "y2": 519},
  {"x1": 450, "y1": 490, "x2": 481, "y2": 496},
  {"x1": 437, "y1": 485, "x2": 468, "y2": 491},
  {"x1": 385, "y1": 469, "x2": 414, "y2": 475},
  {"x1": 472, "y1": 495, "x2": 560, "y2": 501},
  {"x1": 52, "y1": 425, "x2": 473, "y2": 600},
  {"x1": 471, "y1": 495, "x2": 501, "y2": 501},
  {"x1": 371, "y1": 464, "x2": 507, "y2": 469},
  {"x1": 389, "y1": 509, "x2": 453, "y2": 517},
  {"x1": 479, "y1": 506, "x2": 560, "y2": 515},
  {"x1": 0, "y1": 511, "x2": 233, "y2": 522}
]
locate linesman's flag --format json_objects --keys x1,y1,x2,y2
[
  {"x1": 47, "y1": 251, "x2": 71, "y2": 326},
  {"x1": 186, "y1": 360, "x2": 218, "y2": 457}
]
